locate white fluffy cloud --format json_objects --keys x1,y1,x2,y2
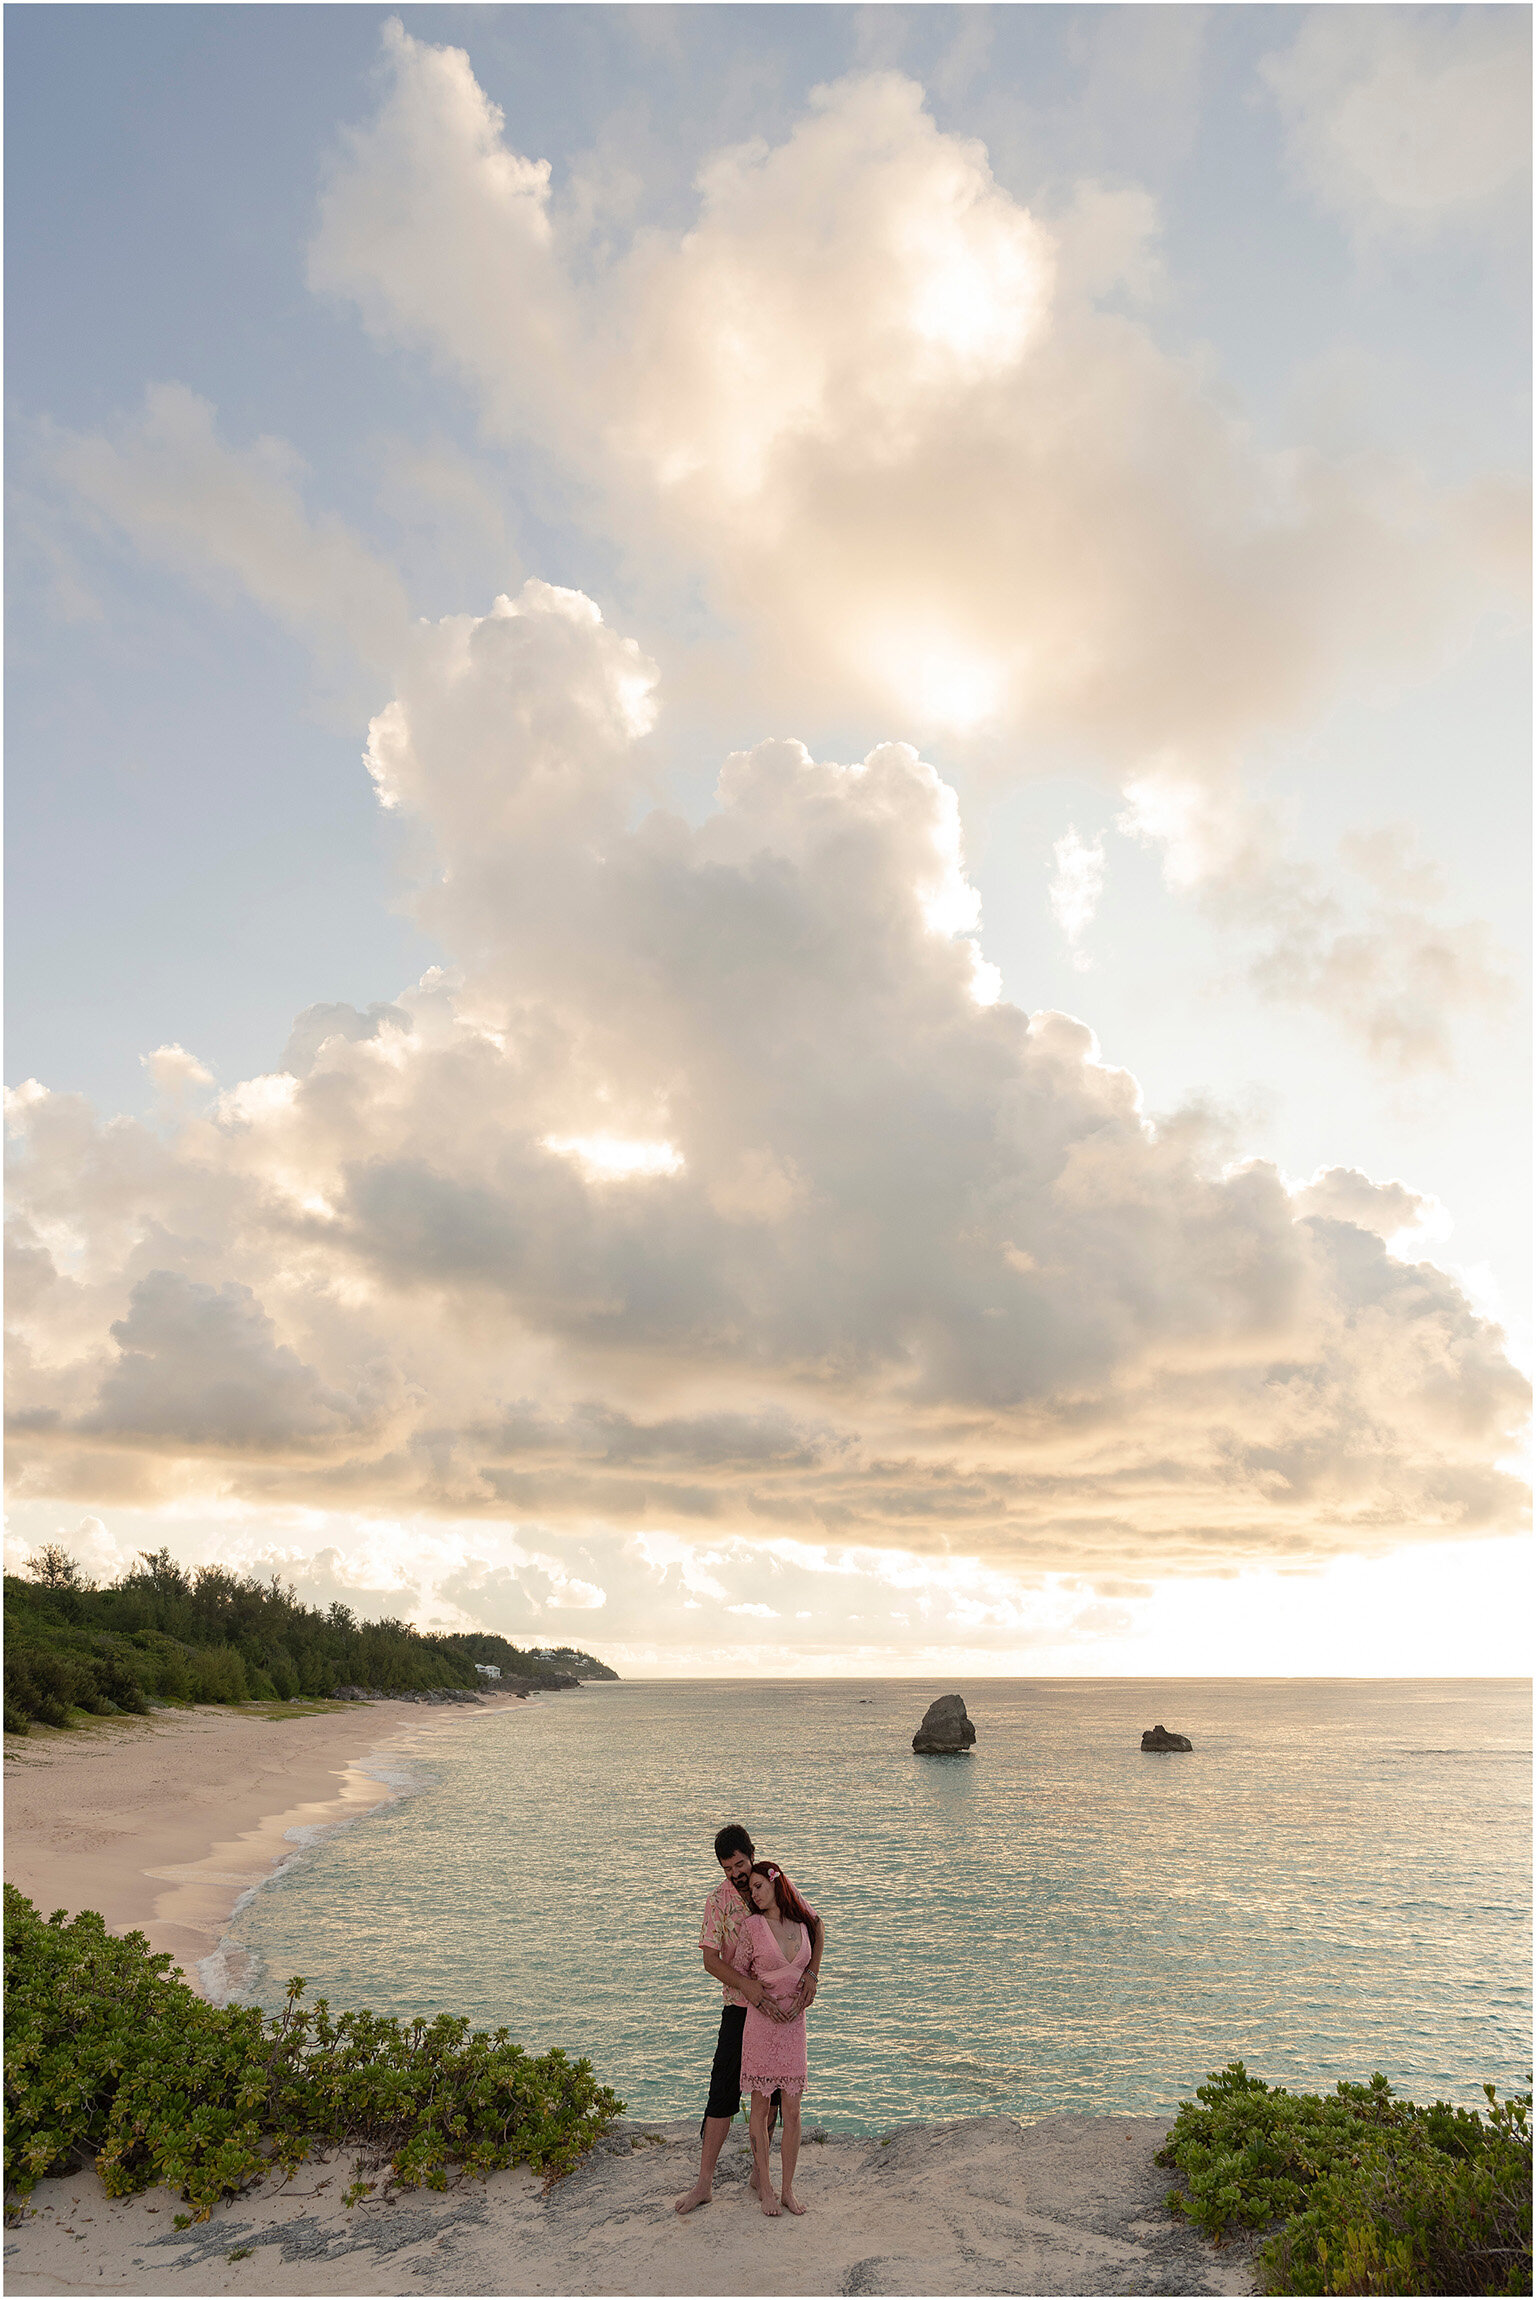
[
  {"x1": 6, "y1": 582, "x2": 1526, "y2": 1565},
  {"x1": 40, "y1": 37, "x2": 1520, "y2": 1088},
  {"x1": 1294, "y1": 1167, "x2": 1449, "y2": 1250},
  {"x1": 308, "y1": 32, "x2": 1512, "y2": 758},
  {"x1": 1262, "y1": 9, "x2": 1531, "y2": 233},
  {"x1": 141, "y1": 1044, "x2": 216, "y2": 1101}
]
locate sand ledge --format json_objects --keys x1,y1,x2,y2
[{"x1": 3, "y1": 2113, "x2": 1259, "y2": 2297}]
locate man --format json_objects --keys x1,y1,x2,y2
[{"x1": 673, "y1": 1821, "x2": 825, "y2": 2215}]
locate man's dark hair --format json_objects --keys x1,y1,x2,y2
[{"x1": 714, "y1": 1822, "x2": 754, "y2": 1862}]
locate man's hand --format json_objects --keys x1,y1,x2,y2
[{"x1": 784, "y1": 1972, "x2": 818, "y2": 2019}]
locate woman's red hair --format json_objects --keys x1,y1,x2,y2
[{"x1": 749, "y1": 1859, "x2": 819, "y2": 1936}]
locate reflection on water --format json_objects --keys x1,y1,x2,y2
[{"x1": 229, "y1": 1678, "x2": 1531, "y2": 2130}]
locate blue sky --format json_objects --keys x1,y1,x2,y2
[{"x1": 6, "y1": 5, "x2": 1530, "y2": 1671}]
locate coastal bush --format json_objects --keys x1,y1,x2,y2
[
  {"x1": 1159, "y1": 2061, "x2": 1532, "y2": 2295},
  {"x1": 4, "y1": 1888, "x2": 624, "y2": 2219},
  {"x1": 3, "y1": 1641, "x2": 150, "y2": 1730}
]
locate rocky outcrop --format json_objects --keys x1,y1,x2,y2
[
  {"x1": 912, "y1": 1693, "x2": 976, "y2": 1754},
  {"x1": 1141, "y1": 1724, "x2": 1193, "y2": 1752}
]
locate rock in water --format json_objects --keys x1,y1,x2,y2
[
  {"x1": 1141, "y1": 1724, "x2": 1193, "y2": 1752},
  {"x1": 913, "y1": 1694, "x2": 976, "y2": 1754}
]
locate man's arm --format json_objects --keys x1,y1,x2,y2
[{"x1": 701, "y1": 1945, "x2": 768, "y2": 2009}]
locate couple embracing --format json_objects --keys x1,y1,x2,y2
[{"x1": 674, "y1": 1822, "x2": 826, "y2": 2219}]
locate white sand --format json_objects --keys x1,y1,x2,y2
[{"x1": 3, "y1": 2115, "x2": 1257, "y2": 2297}]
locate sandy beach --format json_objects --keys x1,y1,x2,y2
[
  {"x1": 3, "y1": 2114, "x2": 1256, "y2": 2297},
  {"x1": 2, "y1": 1695, "x2": 527, "y2": 1993}
]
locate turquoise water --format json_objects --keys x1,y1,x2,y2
[{"x1": 227, "y1": 1679, "x2": 1531, "y2": 2131}]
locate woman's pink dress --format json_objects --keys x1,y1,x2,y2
[{"x1": 738, "y1": 1913, "x2": 811, "y2": 2099}]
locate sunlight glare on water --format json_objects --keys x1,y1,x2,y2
[{"x1": 228, "y1": 1679, "x2": 1531, "y2": 2130}]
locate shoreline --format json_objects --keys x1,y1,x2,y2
[{"x1": 2, "y1": 1693, "x2": 531, "y2": 1997}]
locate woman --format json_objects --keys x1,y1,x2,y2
[{"x1": 737, "y1": 1860, "x2": 817, "y2": 2216}]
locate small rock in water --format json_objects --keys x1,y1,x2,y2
[
  {"x1": 912, "y1": 1693, "x2": 976, "y2": 1754},
  {"x1": 1141, "y1": 1724, "x2": 1193, "y2": 1752}
]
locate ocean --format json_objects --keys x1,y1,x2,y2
[{"x1": 224, "y1": 1678, "x2": 1531, "y2": 2132}]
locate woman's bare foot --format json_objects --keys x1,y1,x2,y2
[
  {"x1": 780, "y1": 2188, "x2": 807, "y2": 2214},
  {"x1": 759, "y1": 2188, "x2": 782, "y2": 2216},
  {"x1": 673, "y1": 2182, "x2": 712, "y2": 2215}
]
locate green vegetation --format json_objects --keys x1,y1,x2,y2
[
  {"x1": 4, "y1": 1888, "x2": 623, "y2": 2219},
  {"x1": 433, "y1": 1630, "x2": 618, "y2": 1682},
  {"x1": 3, "y1": 1546, "x2": 615, "y2": 1733},
  {"x1": 1159, "y1": 2061, "x2": 1532, "y2": 2296}
]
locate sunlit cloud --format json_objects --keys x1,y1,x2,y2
[
  {"x1": 1048, "y1": 827, "x2": 1105, "y2": 970},
  {"x1": 544, "y1": 1135, "x2": 684, "y2": 1181},
  {"x1": 5, "y1": 580, "x2": 1525, "y2": 1579}
]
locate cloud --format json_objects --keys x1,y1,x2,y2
[
  {"x1": 1048, "y1": 827, "x2": 1105, "y2": 969},
  {"x1": 47, "y1": 383, "x2": 411, "y2": 670},
  {"x1": 308, "y1": 34, "x2": 1510, "y2": 758},
  {"x1": 6, "y1": 582, "x2": 1526, "y2": 1565},
  {"x1": 38, "y1": 37, "x2": 1513, "y2": 1086},
  {"x1": 3, "y1": 1512, "x2": 127, "y2": 1586},
  {"x1": 281, "y1": 1003, "x2": 411, "y2": 1080},
  {"x1": 85, "y1": 1271, "x2": 374, "y2": 1453},
  {"x1": 141, "y1": 1044, "x2": 215, "y2": 1101},
  {"x1": 1120, "y1": 780, "x2": 1514, "y2": 1071},
  {"x1": 1294, "y1": 1167, "x2": 1449, "y2": 1249},
  {"x1": 1261, "y1": 9, "x2": 1532, "y2": 234}
]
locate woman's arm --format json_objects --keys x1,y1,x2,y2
[{"x1": 786, "y1": 1914, "x2": 824, "y2": 2017}]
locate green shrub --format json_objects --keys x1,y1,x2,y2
[
  {"x1": 188, "y1": 1645, "x2": 249, "y2": 1704},
  {"x1": 4, "y1": 1888, "x2": 623, "y2": 2219},
  {"x1": 4, "y1": 1639, "x2": 151, "y2": 1729},
  {"x1": 1158, "y1": 2061, "x2": 1532, "y2": 2296}
]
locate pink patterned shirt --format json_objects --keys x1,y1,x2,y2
[{"x1": 699, "y1": 1877, "x2": 756, "y2": 2008}]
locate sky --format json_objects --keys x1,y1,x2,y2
[{"x1": 5, "y1": 3, "x2": 1531, "y2": 1676}]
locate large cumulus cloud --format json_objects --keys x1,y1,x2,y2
[
  {"x1": 41, "y1": 36, "x2": 1520, "y2": 1080},
  {"x1": 309, "y1": 32, "x2": 1516, "y2": 758},
  {"x1": 6, "y1": 581, "x2": 1526, "y2": 1563}
]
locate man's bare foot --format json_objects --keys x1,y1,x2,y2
[
  {"x1": 673, "y1": 2183, "x2": 712, "y2": 2215},
  {"x1": 760, "y1": 2189, "x2": 782, "y2": 2217},
  {"x1": 780, "y1": 2189, "x2": 807, "y2": 2215}
]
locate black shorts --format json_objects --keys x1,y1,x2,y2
[{"x1": 702, "y1": 2005, "x2": 780, "y2": 2126}]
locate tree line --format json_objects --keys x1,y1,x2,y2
[{"x1": 3, "y1": 1544, "x2": 611, "y2": 1733}]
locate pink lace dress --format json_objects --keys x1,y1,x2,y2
[{"x1": 737, "y1": 1913, "x2": 811, "y2": 2099}]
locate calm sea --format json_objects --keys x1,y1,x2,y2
[{"x1": 223, "y1": 1679, "x2": 1531, "y2": 2131}]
